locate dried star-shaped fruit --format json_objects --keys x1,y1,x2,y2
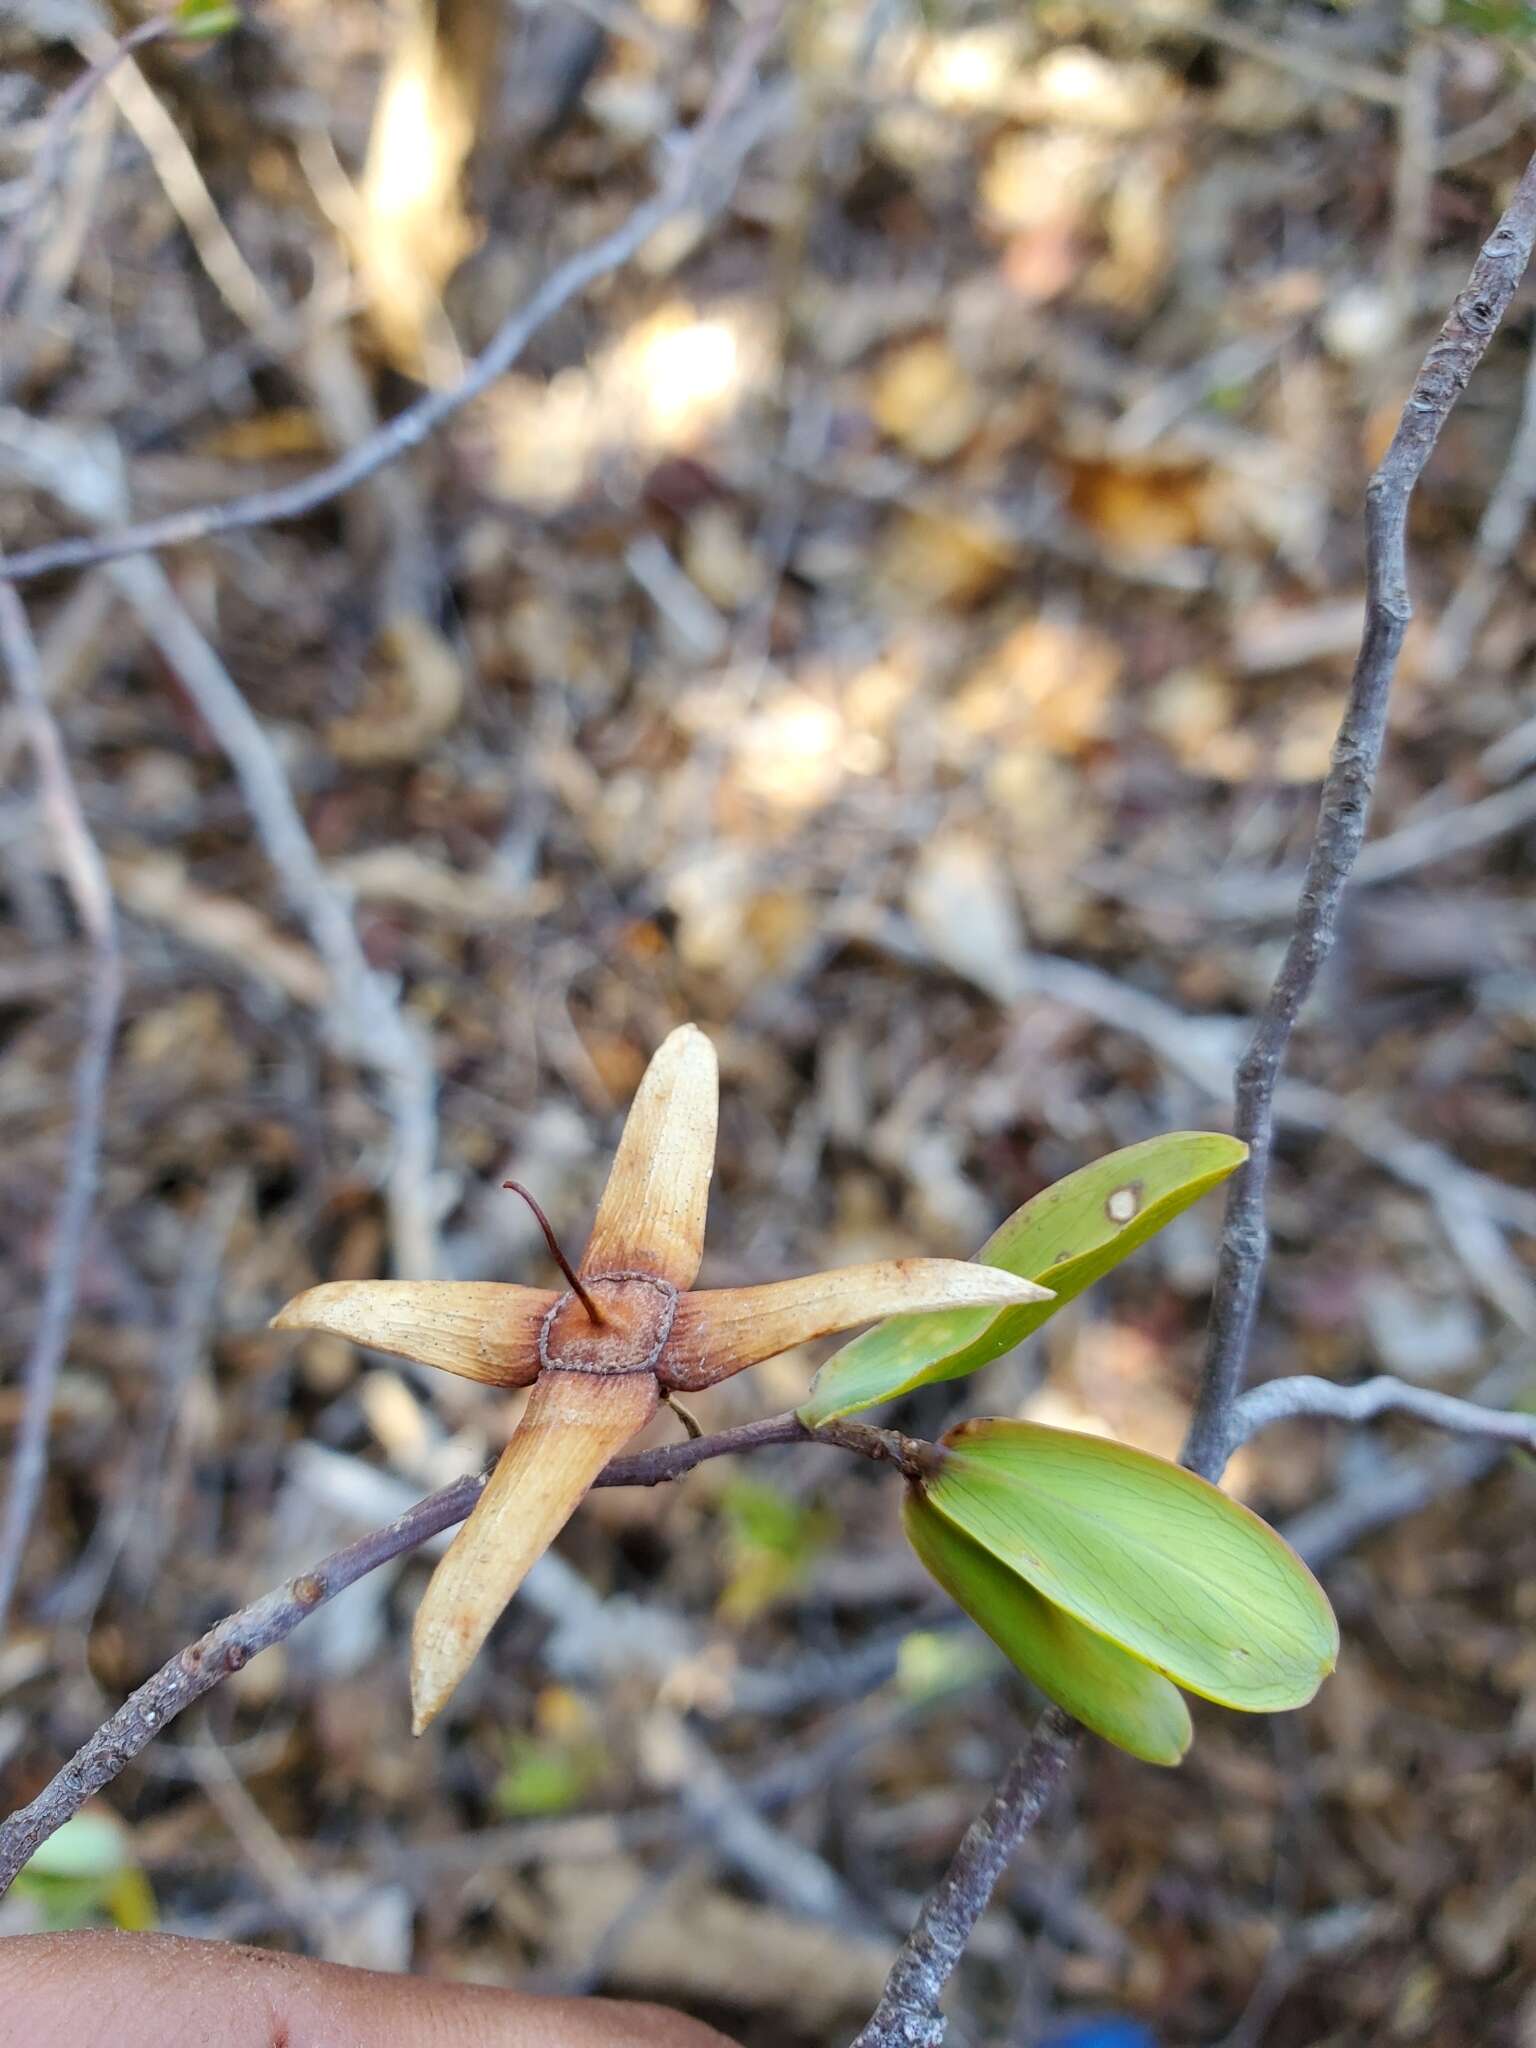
[{"x1": 274, "y1": 1026, "x2": 1052, "y2": 1730}]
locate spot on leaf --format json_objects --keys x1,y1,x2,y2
[{"x1": 1105, "y1": 1182, "x2": 1143, "y2": 1224}]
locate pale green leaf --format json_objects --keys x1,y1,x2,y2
[
  {"x1": 21, "y1": 1811, "x2": 129, "y2": 1881},
  {"x1": 800, "y1": 1133, "x2": 1246, "y2": 1425},
  {"x1": 923, "y1": 1418, "x2": 1337, "y2": 1712},
  {"x1": 15, "y1": 1809, "x2": 157, "y2": 1931},
  {"x1": 496, "y1": 1733, "x2": 604, "y2": 1817},
  {"x1": 893, "y1": 1626, "x2": 1001, "y2": 1705},
  {"x1": 903, "y1": 1488, "x2": 1192, "y2": 1765}
]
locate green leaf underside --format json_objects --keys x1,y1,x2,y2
[
  {"x1": 903, "y1": 1490, "x2": 1192, "y2": 1765},
  {"x1": 924, "y1": 1420, "x2": 1338, "y2": 1713},
  {"x1": 799, "y1": 1133, "x2": 1247, "y2": 1425}
]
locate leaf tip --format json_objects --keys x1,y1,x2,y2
[
  {"x1": 410, "y1": 1589, "x2": 482, "y2": 1735},
  {"x1": 270, "y1": 1280, "x2": 362, "y2": 1334},
  {"x1": 269, "y1": 1288, "x2": 314, "y2": 1331},
  {"x1": 668, "y1": 1020, "x2": 712, "y2": 1050}
]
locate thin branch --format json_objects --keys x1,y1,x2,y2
[
  {"x1": 1385, "y1": 30, "x2": 1439, "y2": 340},
  {"x1": 1183, "y1": 149, "x2": 1536, "y2": 1483},
  {"x1": 1436, "y1": 89, "x2": 1533, "y2": 175},
  {"x1": 1325, "y1": 769, "x2": 1536, "y2": 887},
  {"x1": 847, "y1": 1709, "x2": 1081, "y2": 2048},
  {"x1": 0, "y1": 16, "x2": 169, "y2": 325},
  {"x1": 1088, "y1": 763, "x2": 1536, "y2": 918},
  {"x1": 851, "y1": 156, "x2": 1536, "y2": 2048},
  {"x1": 0, "y1": 412, "x2": 443, "y2": 1278},
  {"x1": 875, "y1": 912, "x2": 1536, "y2": 1242},
  {"x1": 51, "y1": 1169, "x2": 244, "y2": 1620},
  {"x1": 647, "y1": 1705, "x2": 872, "y2": 1928},
  {"x1": 1221, "y1": 1371, "x2": 1536, "y2": 1469},
  {"x1": 0, "y1": 1, "x2": 792, "y2": 586},
  {"x1": 0, "y1": 1408, "x2": 874, "y2": 1889},
  {"x1": 188, "y1": 1727, "x2": 344, "y2": 1948},
  {"x1": 1181, "y1": 11, "x2": 1402, "y2": 108},
  {"x1": 602, "y1": 1410, "x2": 813, "y2": 1483},
  {"x1": 0, "y1": 575, "x2": 123, "y2": 1634},
  {"x1": 829, "y1": 1357, "x2": 1536, "y2": 2048},
  {"x1": 0, "y1": 1474, "x2": 476, "y2": 1895},
  {"x1": 1427, "y1": 321, "x2": 1536, "y2": 680},
  {"x1": 85, "y1": 21, "x2": 279, "y2": 336},
  {"x1": 121, "y1": 556, "x2": 443, "y2": 1279}
]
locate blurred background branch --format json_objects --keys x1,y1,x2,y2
[{"x1": 0, "y1": 573, "x2": 122, "y2": 1633}]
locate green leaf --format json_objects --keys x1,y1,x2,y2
[
  {"x1": 903, "y1": 1488, "x2": 1192, "y2": 1765},
  {"x1": 174, "y1": 0, "x2": 242, "y2": 41},
  {"x1": 14, "y1": 1810, "x2": 157, "y2": 1931},
  {"x1": 1514, "y1": 1379, "x2": 1536, "y2": 1477},
  {"x1": 719, "y1": 1476, "x2": 830, "y2": 1560},
  {"x1": 921, "y1": 1419, "x2": 1337, "y2": 1712},
  {"x1": 717, "y1": 1476, "x2": 834, "y2": 1621},
  {"x1": 893, "y1": 1626, "x2": 1001, "y2": 1705},
  {"x1": 1444, "y1": 0, "x2": 1536, "y2": 38},
  {"x1": 22, "y1": 1811, "x2": 130, "y2": 1881},
  {"x1": 495, "y1": 1732, "x2": 604, "y2": 1817},
  {"x1": 800, "y1": 1133, "x2": 1247, "y2": 1425}
]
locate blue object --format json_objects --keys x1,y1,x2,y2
[{"x1": 1039, "y1": 2020, "x2": 1158, "y2": 2048}]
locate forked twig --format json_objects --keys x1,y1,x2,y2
[
  {"x1": 857, "y1": 146, "x2": 1536, "y2": 2048},
  {"x1": 1183, "y1": 149, "x2": 1536, "y2": 1483},
  {"x1": 1223, "y1": 1371, "x2": 1536, "y2": 1467}
]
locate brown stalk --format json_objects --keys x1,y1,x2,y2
[{"x1": 503, "y1": 1179, "x2": 606, "y2": 1326}]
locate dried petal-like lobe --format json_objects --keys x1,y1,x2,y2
[
  {"x1": 410, "y1": 1368, "x2": 658, "y2": 1732},
  {"x1": 661, "y1": 1260, "x2": 1055, "y2": 1392},
  {"x1": 580, "y1": 1023, "x2": 718, "y2": 1288},
  {"x1": 271, "y1": 1281, "x2": 555, "y2": 1386}
]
